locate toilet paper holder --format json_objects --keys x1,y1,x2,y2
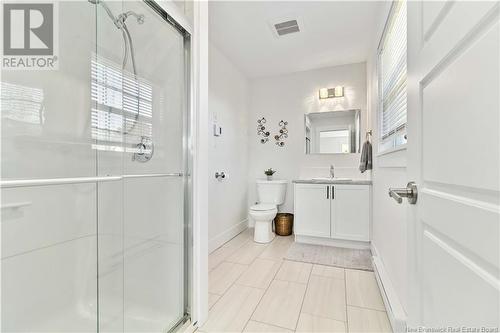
[{"x1": 215, "y1": 172, "x2": 226, "y2": 180}]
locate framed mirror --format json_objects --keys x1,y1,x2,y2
[{"x1": 305, "y1": 109, "x2": 361, "y2": 154}]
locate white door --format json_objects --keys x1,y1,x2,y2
[
  {"x1": 294, "y1": 183, "x2": 331, "y2": 237},
  {"x1": 331, "y1": 185, "x2": 370, "y2": 241},
  {"x1": 407, "y1": 1, "x2": 499, "y2": 329}
]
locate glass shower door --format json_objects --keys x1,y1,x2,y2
[
  {"x1": 1, "y1": 0, "x2": 189, "y2": 332},
  {"x1": 95, "y1": 1, "x2": 189, "y2": 332},
  {"x1": 1, "y1": 2, "x2": 99, "y2": 332}
]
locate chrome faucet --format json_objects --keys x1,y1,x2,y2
[{"x1": 330, "y1": 165, "x2": 335, "y2": 178}]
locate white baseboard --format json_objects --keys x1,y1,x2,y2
[
  {"x1": 371, "y1": 244, "x2": 407, "y2": 333},
  {"x1": 295, "y1": 234, "x2": 371, "y2": 250},
  {"x1": 208, "y1": 219, "x2": 248, "y2": 253}
]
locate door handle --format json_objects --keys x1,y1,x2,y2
[
  {"x1": 388, "y1": 182, "x2": 418, "y2": 204},
  {"x1": 326, "y1": 186, "x2": 329, "y2": 199}
]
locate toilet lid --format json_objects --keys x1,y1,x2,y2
[{"x1": 250, "y1": 204, "x2": 276, "y2": 211}]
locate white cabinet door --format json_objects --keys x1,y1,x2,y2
[
  {"x1": 331, "y1": 185, "x2": 370, "y2": 241},
  {"x1": 294, "y1": 183, "x2": 331, "y2": 237}
]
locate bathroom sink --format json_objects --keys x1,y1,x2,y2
[{"x1": 311, "y1": 177, "x2": 352, "y2": 181}]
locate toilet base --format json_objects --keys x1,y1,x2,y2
[{"x1": 254, "y1": 220, "x2": 275, "y2": 243}]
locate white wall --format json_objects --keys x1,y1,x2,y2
[
  {"x1": 247, "y1": 63, "x2": 369, "y2": 215},
  {"x1": 367, "y1": 1, "x2": 408, "y2": 314},
  {"x1": 208, "y1": 44, "x2": 250, "y2": 252}
]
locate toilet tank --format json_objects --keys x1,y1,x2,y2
[{"x1": 256, "y1": 180, "x2": 287, "y2": 205}]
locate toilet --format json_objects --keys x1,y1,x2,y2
[{"x1": 249, "y1": 179, "x2": 287, "y2": 243}]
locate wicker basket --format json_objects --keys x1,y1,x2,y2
[{"x1": 274, "y1": 213, "x2": 294, "y2": 236}]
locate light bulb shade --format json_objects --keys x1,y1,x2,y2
[
  {"x1": 318, "y1": 86, "x2": 344, "y2": 99},
  {"x1": 334, "y1": 86, "x2": 344, "y2": 97},
  {"x1": 319, "y1": 88, "x2": 329, "y2": 99}
]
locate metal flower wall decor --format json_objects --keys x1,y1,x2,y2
[
  {"x1": 275, "y1": 120, "x2": 288, "y2": 147},
  {"x1": 257, "y1": 118, "x2": 289, "y2": 146},
  {"x1": 257, "y1": 117, "x2": 270, "y2": 144}
]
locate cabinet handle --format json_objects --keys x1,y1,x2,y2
[
  {"x1": 326, "y1": 186, "x2": 329, "y2": 199},
  {"x1": 332, "y1": 186, "x2": 335, "y2": 199}
]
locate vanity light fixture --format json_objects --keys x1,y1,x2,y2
[{"x1": 319, "y1": 86, "x2": 344, "y2": 99}]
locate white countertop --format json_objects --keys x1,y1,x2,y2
[{"x1": 293, "y1": 179, "x2": 372, "y2": 185}]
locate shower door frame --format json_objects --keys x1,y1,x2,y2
[{"x1": 141, "y1": 1, "x2": 193, "y2": 331}]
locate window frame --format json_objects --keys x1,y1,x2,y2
[{"x1": 376, "y1": 0, "x2": 408, "y2": 154}]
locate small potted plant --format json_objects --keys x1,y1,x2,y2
[{"x1": 264, "y1": 168, "x2": 276, "y2": 181}]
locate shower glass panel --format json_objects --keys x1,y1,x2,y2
[
  {"x1": 1, "y1": 2, "x2": 98, "y2": 332},
  {"x1": 96, "y1": 1, "x2": 189, "y2": 332},
  {"x1": 1, "y1": 1, "x2": 190, "y2": 332}
]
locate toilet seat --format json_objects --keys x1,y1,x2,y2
[{"x1": 250, "y1": 203, "x2": 276, "y2": 211}]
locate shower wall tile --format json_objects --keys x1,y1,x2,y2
[
  {"x1": 1, "y1": 183, "x2": 96, "y2": 258},
  {"x1": 1, "y1": 236, "x2": 97, "y2": 332},
  {"x1": 123, "y1": 242, "x2": 183, "y2": 332},
  {"x1": 1, "y1": 2, "x2": 97, "y2": 180},
  {"x1": 98, "y1": 181, "x2": 124, "y2": 332}
]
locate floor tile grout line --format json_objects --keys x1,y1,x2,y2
[
  {"x1": 206, "y1": 231, "x2": 289, "y2": 332},
  {"x1": 293, "y1": 262, "x2": 314, "y2": 331},
  {"x1": 344, "y1": 268, "x2": 388, "y2": 313},
  {"x1": 347, "y1": 304, "x2": 389, "y2": 313},
  {"x1": 208, "y1": 228, "x2": 253, "y2": 272},
  {"x1": 249, "y1": 318, "x2": 293, "y2": 332},
  {"x1": 223, "y1": 235, "x2": 270, "y2": 266},
  {"x1": 208, "y1": 261, "x2": 249, "y2": 296},
  {"x1": 244, "y1": 247, "x2": 290, "y2": 332},
  {"x1": 205, "y1": 229, "x2": 255, "y2": 314},
  {"x1": 344, "y1": 268, "x2": 350, "y2": 333},
  {"x1": 298, "y1": 268, "x2": 349, "y2": 324},
  {"x1": 207, "y1": 232, "x2": 388, "y2": 332},
  {"x1": 296, "y1": 309, "x2": 350, "y2": 323},
  {"x1": 245, "y1": 259, "x2": 285, "y2": 323}
]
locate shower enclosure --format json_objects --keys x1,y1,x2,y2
[{"x1": 1, "y1": 1, "x2": 191, "y2": 332}]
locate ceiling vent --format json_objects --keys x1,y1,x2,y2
[{"x1": 273, "y1": 19, "x2": 300, "y2": 36}]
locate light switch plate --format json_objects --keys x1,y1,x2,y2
[{"x1": 213, "y1": 124, "x2": 222, "y2": 137}]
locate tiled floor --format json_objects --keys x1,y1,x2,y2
[{"x1": 200, "y1": 229, "x2": 392, "y2": 333}]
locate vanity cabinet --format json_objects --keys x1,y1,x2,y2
[
  {"x1": 294, "y1": 183, "x2": 331, "y2": 237},
  {"x1": 294, "y1": 183, "x2": 370, "y2": 242}
]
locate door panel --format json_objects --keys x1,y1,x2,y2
[
  {"x1": 422, "y1": 233, "x2": 499, "y2": 327},
  {"x1": 294, "y1": 184, "x2": 331, "y2": 237},
  {"x1": 422, "y1": 20, "x2": 499, "y2": 192},
  {"x1": 407, "y1": 1, "x2": 500, "y2": 328},
  {"x1": 420, "y1": 190, "x2": 499, "y2": 268}
]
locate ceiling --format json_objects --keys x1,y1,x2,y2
[{"x1": 209, "y1": 1, "x2": 385, "y2": 78}]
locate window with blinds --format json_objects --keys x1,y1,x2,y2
[
  {"x1": 378, "y1": 0, "x2": 407, "y2": 151},
  {"x1": 91, "y1": 54, "x2": 153, "y2": 152}
]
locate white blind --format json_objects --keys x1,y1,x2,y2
[
  {"x1": 379, "y1": 0, "x2": 407, "y2": 141},
  {"x1": 91, "y1": 54, "x2": 153, "y2": 152},
  {"x1": 1, "y1": 82, "x2": 44, "y2": 125}
]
